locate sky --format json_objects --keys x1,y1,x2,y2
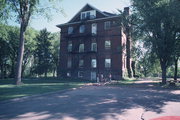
[{"x1": 9, "y1": 0, "x2": 131, "y2": 33}]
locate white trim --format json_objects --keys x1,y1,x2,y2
[
  {"x1": 68, "y1": 3, "x2": 108, "y2": 23},
  {"x1": 56, "y1": 15, "x2": 120, "y2": 28}
]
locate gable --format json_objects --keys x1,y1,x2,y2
[{"x1": 68, "y1": 4, "x2": 111, "y2": 23}]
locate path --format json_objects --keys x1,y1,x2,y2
[{"x1": 0, "y1": 79, "x2": 180, "y2": 120}]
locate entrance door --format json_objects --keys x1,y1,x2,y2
[{"x1": 91, "y1": 72, "x2": 96, "y2": 81}]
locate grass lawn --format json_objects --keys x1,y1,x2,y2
[{"x1": 0, "y1": 78, "x2": 90, "y2": 101}]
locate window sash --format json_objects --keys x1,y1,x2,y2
[
  {"x1": 68, "y1": 42, "x2": 72, "y2": 52},
  {"x1": 92, "y1": 23, "x2": 97, "y2": 35},
  {"x1": 78, "y1": 71, "x2": 83, "y2": 77},
  {"x1": 79, "y1": 44, "x2": 84, "y2": 52},
  {"x1": 91, "y1": 59, "x2": 97, "y2": 68},
  {"x1": 68, "y1": 27, "x2": 73, "y2": 34},
  {"x1": 104, "y1": 21, "x2": 111, "y2": 30},
  {"x1": 67, "y1": 58, "x2": 72, "y2": 68},
  {"x1": 105, "y1": 40, "x2": 111, "y2": 49},
  {"x1": 105, "y1": 59, "x2": 111, "y2": 68},
  {"x1": 81, "y1": 10, "x2": 96, "y2": 20},
  {"x1": 91, "y1": 43, "x2": 97, "y2": 51},
  {"x1": 79, "y1": 25, "x2": 85, "y2": 33},
  {"x1": 79, "y1": 59, "x2": 84, "y2": 68}
]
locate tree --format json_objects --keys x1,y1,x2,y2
[
  {"x1": 173, "y1": 32, "x2": 180, "y2": 81},
  {"x1": 51, "y1": 32, "x2": 60, "y2": 77},
  {"x1": 1, "y1": 0, "x2": 63, "y2": 84},
  {"x1": 131, "y1": 0, "x2": 180, "y2": 84},
  {"x1": 0, "y1": 24, "x2": 9, "y2": 78},
  {"x1": 34, "y1": 28, "x2": 53, "y2": 77},
  {"x1": 22, "y1": 27, "x2": 37, "y2": 77},
  {"x1": 7, "y1": 26, "x2": 19, "y2": 78},
  {"x1": 120, "y1": 7, "x2": 133, "y2": 78}
]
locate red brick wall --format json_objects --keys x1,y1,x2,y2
[{"x1": 58, "y1": 17, "x2": 127, "y2": 80}]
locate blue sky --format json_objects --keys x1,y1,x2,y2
[{"x1": 10, "y1": 0, "x2": 131, "y2": 32}]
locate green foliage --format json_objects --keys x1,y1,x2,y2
[
  {"x1": 0, "y1": 24, "x2": 19, "y2": 78},
  {"x1": 137, "y1": 51, "x2": 161, "y2": 77},
  {"x1": 33, "y1": 28, "x2": 53, "y2": 77},
  {"x1": 0, "y1": 24, "x2": 40, "y2": 78},
  {"x1": 131, "y1": 0, "x2": 180, "y2": 83}
]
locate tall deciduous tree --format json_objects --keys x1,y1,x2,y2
[
  {"x1": 1, "y1": 0, "x2": 63, "y2": 84},
  {"x1": 173, "y1": 32, "x2": 180, "y2": 81},
  {"x1": 131, "y1": 0, "x2": 180, "y2": 84}
]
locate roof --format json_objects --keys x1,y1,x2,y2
[{"x1": 57, "y1": 3, "x2": 119, "y2": 28}]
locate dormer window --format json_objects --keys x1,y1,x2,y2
[{"x1": 81, "y1": 10, "x2": 96, "y2": 20}]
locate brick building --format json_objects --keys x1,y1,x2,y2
[{"x1": 57, "y1": 4, "x2": 130, "y2": 80}]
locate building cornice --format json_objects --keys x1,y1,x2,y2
[{"x1": 56, "y1": 15, "x2": 121, "y2": 28}]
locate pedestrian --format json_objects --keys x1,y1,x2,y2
[
  {"x1": 101, "y1": 74, "x2": 104, "y2": 82},
  {"x1": 109, "y1": 74, "x2": 112, "y2": 82},
  {"x1": 97, "y1": 74, "x2": 99, "y2": 83}
]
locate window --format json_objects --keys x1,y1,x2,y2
[
  {"x1": 67, "y1": 72, "x2": 71, "y2": 77},
  {"x1": 79, "y1": 59, "x2": 84, "y2": 68},
  {"x1": 91, "y1": 72, "x2": 97, "y2": 80},
  {"x1": 91, "y1": 59, "x2": 97, "y2": 68},
  {"x1": 81, "y1": 12, "x2": 86, "y2": 20},
  {"x1": 105, "y1": 40, "x2": 111, "y2": 49},
  {"x1": 105, "y1": 58, "x2": 111, "y2": 68},
  {"x1": 68, "y1": 27, "x2": 73, "y2": 34},
  {"x1": 81, "y1": 10, "x2": 96, "y2": 20},
  {"x1": 78, "y1": 71, "x2": 83, "y2": 78},
  {"x1": 104, "y1": 21, "x2": 111, "y2": 30},
  {"x1": 79, "y1": 44, "x2": 84, "y2": 52},
  {"x1": 67, "y1": 41, "x2": 72, "y2": 52},
  {"x1": 79, "y1": 25, "x2": 85, "y2": 33},
  {"x1": 92, "y1": 23, "x2": 97, "y2": 35},
  {"x1": 91, "y1": 43, "x2": 97, "y2": 51},
  {"x1": 67, "y1": 57, "x2": 72, "y2": 68}
]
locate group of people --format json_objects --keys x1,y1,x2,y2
[{"x1": 97, "y1": 74, "x2": 112, "y2": 83}]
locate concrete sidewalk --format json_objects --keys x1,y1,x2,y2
[{"x1": 0, "y1": 80, "x2": 180, "y2": 120}]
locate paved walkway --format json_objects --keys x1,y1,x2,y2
[{"x1": 0, "y1": 79, "x2": 180, "y2": 120}]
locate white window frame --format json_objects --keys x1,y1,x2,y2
[
  {"x1": 67, "y1": 72, "x2": 71, "y2": 77},
  {"x1": 91, "y1": 43, "x2": 97, "y2": 52},
  {"x1": 105, "y1": 40, "x2": 111, "y2": 49},
  {"x1": 79, "y1": 25, "x2": 85, "y2": 33},
  {"x1": 79, "y1": 59, "x2": 84, "y2": 68},
  {"x1": 105, "y1": 58, "x2": 111, "y2": 68},
  {"x1": 78, "y1": 71, "x2": 83, "y2": 78},
  {"x1": 67, "y1": 41, "x2": 72, "y2": 52},
  {"x1": 104, "y1": 21, "x2": 111, "y2": 30},
  {"x1": 92, "y1": 23, "x2": 97, "y2": 35},
  {"x1": 81, "y1": 10, "x2": 96, "y2": 20},
  {"x1": 79, "y1": 44, "x2": 84, "y2": 52},
  {"x1": 68, "y1": 27, "x2": 73, "y2": 34},
  {"x1": 91, "y1": 59, "x2": 97, "y2": 68},
  {"x1": 67, "y1": 58, "x2": 72, "y2": 68},
  {"x1": 91, "y1": 72, "x2": 97, "y2": 80}
]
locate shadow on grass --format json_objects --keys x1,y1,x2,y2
[{"x1": 0, "y1": 77, "x2": 91, "y2": 101}]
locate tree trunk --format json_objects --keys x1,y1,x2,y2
[
  {"x1": 160, "y1": 61, "x2": 167, "y2": 84},
  {"x1": 15, "y1": 23, "x2": 25, "y2": 85},
  {"x1": 174, "y1": 57, "x2": 178, "y2": 81},
  {"x1": 126, "y1": 34, "x2": 132, "y2": 78},
  {"x1": 0, "y1": 63, "x2": 4, "y2": 79},
  {"x1": 9, "y1": 59, "x2": 15, "y2": 78},
  {"x1": 131, "y1": 61, "x2": 136, "y2": 77},
  {"x1": 53, "y1": 68, "x2": 55, "y2": 77},
  {"x1": 45, "y1": 70, "x2": 47, "y2": 77}
]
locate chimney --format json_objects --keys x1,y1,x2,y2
[{"x1": 124, "y1": 7, "x2": 130, "y2": 16}]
